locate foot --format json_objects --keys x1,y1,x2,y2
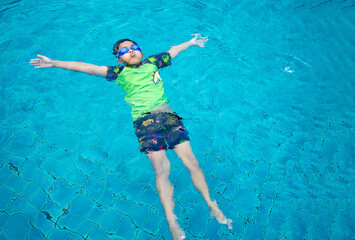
[
  {"x1": 170, "y1": 224, "x2": 186, "y2": 240},
  {"x1": 209, "y1": 200, "x2": 233, "y2": 230}
]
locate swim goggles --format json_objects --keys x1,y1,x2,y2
[{"x1": 116, "y1": 44, "x2": 142, "y2": 58}]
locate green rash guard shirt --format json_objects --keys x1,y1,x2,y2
[{"x1": 106, "y1": 52, "x2": 172, "y2": 121}]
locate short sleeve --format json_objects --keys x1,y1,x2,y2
[
  {"x1": 106, "y1": 65, "x2": 124, "y2": 81},
  {"x1": 143, "y1": 52, "x2": 172, "y2": 69}
]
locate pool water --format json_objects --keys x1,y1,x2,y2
[{"x1": 0, "y1": 0, "x2": 354, "y2": 239}]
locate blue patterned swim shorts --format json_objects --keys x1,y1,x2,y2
[{"x1": 133, "y1": 112, "x2": 190, "y2": 154}]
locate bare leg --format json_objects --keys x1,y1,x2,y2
[
  {"x1": 173, "y1": 141, "x2": 233, "y2": 229},
  {"x1": 147, "y1": 150, "x2": 186, "y2": 240}
]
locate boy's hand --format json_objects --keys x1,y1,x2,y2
[
  {"x1": 190, "y1": 34, "x2": 208, "y2": 47},
  {"x1": 30, "y1": 54, "x2": 53, "y2": 68}
]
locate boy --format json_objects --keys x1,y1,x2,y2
[{"x1": 30, "y1": 34, "x2": 232, "y2": 240}]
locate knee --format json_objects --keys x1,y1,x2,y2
[
  {"x1": 154, "y1": 160, "x2": 170, "y2": 178},
  {"x1": 154, "y1": 161, "x2": 172, "y2": 190},
  {"x1": 181, "y1": 154, "x2": 200, "y2": 171}
]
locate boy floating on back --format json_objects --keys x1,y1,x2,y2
[{"x1": 31, "y1": 34, "x2": 232, "y2": 240}]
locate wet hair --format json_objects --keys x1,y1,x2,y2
[{"x1": 112, "y1": 39, "x2": 139, "y2": 56}]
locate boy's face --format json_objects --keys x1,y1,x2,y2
[{"x1": 117, "y1": 41, "x2": 143, "y2": 67}]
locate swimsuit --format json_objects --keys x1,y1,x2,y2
[
  {"x1": 106, "y1": 52, "x2": 190, "y2": 153},
  {"x1": 133, "y1": 112, "x2": 190, "y2": 154}
]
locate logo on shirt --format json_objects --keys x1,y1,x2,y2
[{"x1": 152, "y1": 71, "x2": 162, "y2": 85}]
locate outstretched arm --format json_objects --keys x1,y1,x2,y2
[
  {"x1": 30, "y1": 55, "x2": 108, "y2": 77},
  {"x1": 167, "y1": 34, "x2": 208, "y2": 59}
]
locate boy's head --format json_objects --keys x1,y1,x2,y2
[{"x1": 113, "y1": 39, "x2": 143, "y2": 67}]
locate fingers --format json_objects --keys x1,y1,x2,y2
[
  {"x1": 191, "y1": 33, "x2": 208, "y2": 40},
  {"x1": 30, "y1": 58, "x2": 41, "y2": 66},
  {"x1": 195, "y1": 40, "x2": 207, "y2": 47},
  {"x1": 30, "y1": 59, "x2": 39, "y2": 63},
  {"x1": 30, "y1": 54, "x2": 53, "y2": 68},
  {"x1": 30, "y1": 57, "x2": 46, "y2": 68},
  {"x1": 191, "y1": 33, "x2": 208, "y2": 47}
]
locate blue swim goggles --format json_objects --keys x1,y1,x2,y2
[{"x1": 116, "y1": 44, "x2": 142, "y2": 58}]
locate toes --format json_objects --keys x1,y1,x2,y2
[
  {"x1": 226, "y1": 219, "x2": 233, "y2": 230},
  {"x1": 179, "y1": 235, "x2": 186, "y2": 240}
]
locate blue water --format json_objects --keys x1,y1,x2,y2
[{"x1": 1, "y1": 0, "x2": 354, "y2": 239}]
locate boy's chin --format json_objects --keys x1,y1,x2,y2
[
  {"x1": 125, "y1": 59, "x2": 142, "y2": 66},
  {"x1": 126, "y1": 61, "x2": 140, "y2": 66}
]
